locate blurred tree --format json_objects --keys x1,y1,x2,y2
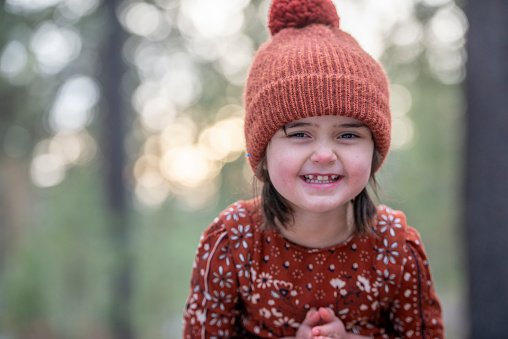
[
  {"x1": 464, "y1": 1, "x2": 508, "y2": 338},
  {"x1": 99, "y1": 0, "x2": 133, "y2": 338},
  {"x1": 0, "y1": 1, "x2": 36, "y2": 270}
]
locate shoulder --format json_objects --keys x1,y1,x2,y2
[
  {"x1": 373, "y1": 208, "x2": 443, "y2": 336},
  {"x1": 371, "y1": 205, "x2": 429, "y2": 271},
  {"x1": 219, "y1": 199, "x2": 261, "y2": 224},
  {"x1": 192, "y1": 200, "x2": 261, "y2": 271},
  {"x1": 200, "y1": 199, "x2": 262, "y2": 246},
  {"x1": 374, "y1": 205, "x2": 422, "y2": 244},
  {"x1": 373, "y1": 205, "x2": 430, "y2": 270}
]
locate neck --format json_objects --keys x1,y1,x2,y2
[{"x1": 276, "y1": 202, "x2": 355, "y2": 249}]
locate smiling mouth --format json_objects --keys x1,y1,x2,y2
[{"x1": 303, "y1": 174, "x2": 340, "y2": 184}]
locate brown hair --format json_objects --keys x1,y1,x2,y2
[{"x1": 254, "y1": 148, "x2": 382, "y2": 235}]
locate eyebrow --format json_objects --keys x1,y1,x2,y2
[{"x1": 284, "y1": 121, "x2": 368, "y2": 129}]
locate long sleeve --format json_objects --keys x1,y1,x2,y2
[
  {"x1": 387, "y1": 211, "x2": 444, "y2": 338},
  {"x1": 183, "y1": 217, "x2": 240, "y2": 338},
  {"x1": 183, "y1": 202, "x2": 444, "y2": 338}
]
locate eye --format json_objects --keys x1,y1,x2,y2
[
  {"x1": 282, "y1": 126, "x2": 310, "y2": 138},
  {"x1": 286, "y1": 132, "x2": 310, "y2": 138},
  {"x1": 339, "y1": 133, "x2": 358, "y2": 139}
]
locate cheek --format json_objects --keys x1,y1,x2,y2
[
  {"x1": 266, "y1": 143, "x2": 299, "y2": 176},
  {"x1": 346, "y1": 152, "x2": 374, "y2": 182},
  {"x1": 266, "y1": 151, "x2": 299, "y2": 193},
  {"x1": 267, "y1": 159, "x2": 297, "y2": 185}
]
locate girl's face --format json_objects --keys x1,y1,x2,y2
[{"x1": 265, "y1": 115, "x2": 374, "y2": 217}]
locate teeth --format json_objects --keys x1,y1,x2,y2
[{"x1": 304, "y1": 175, "x2": 339, "y2": 183}]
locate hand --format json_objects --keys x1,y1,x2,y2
[{"x1": 295, "y1": 307, "x2": 347, "y2": 339}]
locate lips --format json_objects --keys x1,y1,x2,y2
[{"x1": 302, "y1": 174, "x2": 340, "y2": 184}]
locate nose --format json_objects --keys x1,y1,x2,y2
[{"x1": 310, "y1": 146, "x2": 337, "y2": 164}]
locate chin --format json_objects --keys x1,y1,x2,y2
[{"x1": 301, "y1": 201, "x2": 350, "y2": 214}]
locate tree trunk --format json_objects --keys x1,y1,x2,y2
[
  {"x1": 99, "y1": 1, "x2": 132, "y2": 338},
  {"x1": 464, "y1": 1, "x2": 508, "y2": 338}
]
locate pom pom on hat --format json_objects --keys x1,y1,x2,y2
[{"x1": 269, "y1": 0, "x2": 340, "y2": 36}]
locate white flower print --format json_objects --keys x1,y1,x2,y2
[
  {"x1": 378, "y1": 213, "x2": 402, "y2": 237},
  {"x1": 359, "y1": 250, "x2": 369, "y2": 262},
  {"x1": 209, "y1": 312, "x2": 226, "y2": 326},
  {"x1": 270, "y1": 246, "x2": 281, "y2": 257},
  {"x1": 376, "y1": 269, "x2": 397, "y2": 294},
  {"x1": 315, "y1": 289, "x2": 325, "y2": 300},
  {"x1": 185, "y1": 299, "x2": 198, "y2": 317},
  {"x1": 270, "y1": 264, "x2": 280, "y2": 276},
  {"x1": 315, "y1": 253, "x2": 326, "y2": 265},
  {"x1": 259, "y1": 307, "x2": 271, "y2": 318},
  {"x1": 224, "y1": 204, "x2": 246, "y2": 221},
  {"x1": 256, "y1": 272, "x2": 273, "y2": 289},
  {"x1": 314, "y1": 272, "x2": 325, "y2": 284},
  {"x1": 292, "y1": 269, "x2": 304, "y2": 280},
  {"x1": 196, "y1": 309, "x2": 206, "y2": 324},
  {"x1": 230, "y1": 224, "x2": 253, "y2": 249},
  {"x1": 201, "y1": 243, "x2": 211, "y2": 260},
  {"x1": 217, "y1": 329, "x2": 230, "y2": 337},
  {"x1": 235, "y1": 252, "x2": 251, "y2": 279},
  {"x1": 217, "y1": 246, "x2": 231, "y2": 266},
  {"x1": 330, "y1": 278, "x2": 346, "y2": 290},
  {"x1": 273, "y1": 316, "x2": 299, "y2": 329},
  {"x1": 210, "y1": 290, "x2": 233, "y2": 311},
  {"x1": 356, "y1": 275, "x2": 371, "y2": 293},
  {"x1": 212, "y1": 266, "x2": 234, "y2": 288},
  {"x1": 273, "y1": 280, "x2": 294, "y2": 298},
  {"x1": 376, "y1": 238, "x2": 400, "y2": 265},
  {"x1": 251, "y1": 293, "x2": 261, "y2": 304},
  {"x1": 293, "y1": 251, "x2": 303, "y2": 262},
  {"x1": 239, "y1": 285, "x2": 251, "y2": 298},
  {"x1": 337, "y1": 252, "x2": 348, "y2": 263}
]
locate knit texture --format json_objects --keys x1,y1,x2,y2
[
  {"x1": 269, "y1": 0, "x2": 340, "y2": 35},
  {"x1": 244, "y1": 0, "x2": 391, "y2": 172}
]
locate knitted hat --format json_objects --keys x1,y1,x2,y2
[{"x1": 244, "y1": 0, "x2": 391, "y2": 173}]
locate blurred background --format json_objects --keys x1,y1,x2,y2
[{"x1": 0, "y1": 0, "x2": 468, "y2": 338}]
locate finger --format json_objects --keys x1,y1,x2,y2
[
  {"x1": 301, "y1": 309, "x2": 321, "y2": 326},
  {"x1": 311, "y1": 323, "x2": 342, "y2": 338},
  {"x1": 311, "y1": 311, "x2": 346, "y2": 338},
  {"x1": 318, "y1": 307, "x2": 336, "y2": 323}
]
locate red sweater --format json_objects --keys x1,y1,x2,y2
[{"x1": 183, "y1": 199, "x2": 444, "y2": 338}]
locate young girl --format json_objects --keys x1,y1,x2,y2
[{"x1": 183, "y1": 0, "x2": 444, "y2": 338}]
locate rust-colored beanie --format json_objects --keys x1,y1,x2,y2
[{"x1": 244, "y1": 0, "x2": 391, "y2": 172}]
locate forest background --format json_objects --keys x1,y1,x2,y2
[{"x1": 0, "y1": 0, "x2": 468, "y2": 338}]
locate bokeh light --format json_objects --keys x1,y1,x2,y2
[
  {"x1": 0, "y1": 41, "x2": 27, "y2": 78},
  {"x1": 30, "y1": 22, "x2": 82, "y2": 74},
  {"x1": 49, "y1": 76, "x2": 100, "y2": 133},
  {"x1": 179, "y1": 0, "x2": 249, "y2": 39},
  {"x1": 120, "y1": 2, "x2": 171, "y2": 40},
  {"x1": 6, "y1": 0, "x2": 61, "y2": 12},
  {"x1": 29, "y1": 131, "x2": 97, "y2": 188},
  {"x1": 58, "y1": 0, "x2": 100, "y2": 19},
  {"x1": 160, "y1": 145, "x2": 221, "y2": 188},
  {"x1": 390, "y1": 84, "x2": 415, "y2": 150},
  {"x1": 30, "y1": 153, "x2": 66, "y2": 187},
  {"x1": 334, "y1": 0, "x2": 414, "y2": 60},
  {"x1": 426, "y1": 4, "x2": 468, "y2": 84},
  {"x1": 133, "y1": 104, "x2": 246, "y2": 207}
]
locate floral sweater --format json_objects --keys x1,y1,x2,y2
[{"x1": 183, "y1": 199, "x2": 444, "y2": 338}]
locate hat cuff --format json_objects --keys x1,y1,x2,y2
[{"x1": 245, "y1": 74, "x2": 391, "y2": 172}]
